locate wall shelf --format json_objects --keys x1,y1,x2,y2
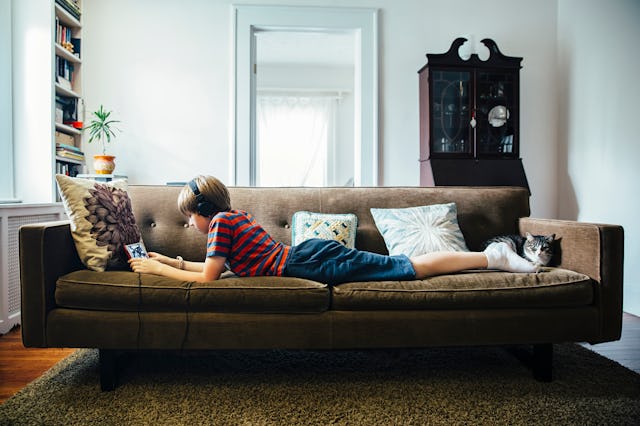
[
  {"x1": 55, "y1": 122, "x2": 81, "y2": 135},
  {"x1": 53, "y1": 0, "x2": 84, "y2": 194},
  {"x1": 55, "y1": 43, "x2": 81, "y2": 63},
  {"x1": 54, "y1": 2, "x2": 80, "y2": 27}
]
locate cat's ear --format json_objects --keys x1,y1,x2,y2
[
  {"x1": 546, "y1": 234, "x2": 556, "y2": 243},
  {"x1": 525, "y1": 232, "x2": 534, "y2": 240}
]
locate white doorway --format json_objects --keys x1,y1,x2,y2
[{"x1": 231, "y1": 5, "x2": 378, "y2": 186}]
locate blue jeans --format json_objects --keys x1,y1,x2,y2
[{"x1": 283, "y1": 239, "x2": 416, "y2": 285}]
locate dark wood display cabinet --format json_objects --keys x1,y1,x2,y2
[{"x1": 418, "y1": 38, "x2": 529, "y2": 192}]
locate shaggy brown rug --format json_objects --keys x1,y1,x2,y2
[{"x1": 1, "y1": 344, "x2": 639, "y2": 425}]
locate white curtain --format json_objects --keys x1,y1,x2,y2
[{"x1": 256, "y1": 94, "x2": 335, "y2": 186}]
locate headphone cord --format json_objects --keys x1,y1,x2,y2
[
  {"x1": 137, "y1": 273, "x2": 143, "y2": 352},
  {"x1": 180, "y1": 281, "x2": 193, "y2": 353},
  {"x1": 137, "y1": 273, "x2": 192, "y2": 357}
]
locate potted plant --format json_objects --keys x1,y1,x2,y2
[{"x1": 85, "y1": 105, "x2": 121, "y2": 174}]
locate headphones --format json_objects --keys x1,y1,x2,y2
[{"x1": 188, "y1": 179, "x2": 216, "y2": 217}]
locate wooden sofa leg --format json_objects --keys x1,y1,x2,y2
[
  {"x1": 99, "y1": 349, "x2": 118, "y2": 391},
  {"x1": 532, "y1": 343, "x2": 553, "y2": 382}
]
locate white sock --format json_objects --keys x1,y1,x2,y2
[{"x1": 484, "y1": 242, "x2": 539, "y2": 273}]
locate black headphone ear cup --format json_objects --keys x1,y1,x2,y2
[
  {"x1": 189, "y1": 179, "x2": 215, "y2": 217},
  {"x1": 197, "y1": 199, "x2": 215, "y2": 217}
]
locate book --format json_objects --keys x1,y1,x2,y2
[
  {"x1": 71, "y1": 38, "x2": 81, "y2": 58},
  {"x1": 55, "y1": 132, "x2": 76, "y2": 146},
  {"x1": 55, "y1": 95, "x2": 77, "y2": 122},
  {"x1": 55, "y1": 161, "x2": 79, "y2": 176},
  {"x1": 56, "y1": 146, "x2": 84, "y2": 155},
  {"x1": 56, "y1": 142, "x2": 82, "y2": 153},
  {"x1": 55, "y1": 0, "x2": 81, "y2": 20},
  {"x1": 56, "y1": 149, "x2": 85, "y2": 162}
]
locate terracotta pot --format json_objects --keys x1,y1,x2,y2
[{"x1": 93, "y1": 155, "x2": 116, "y2": 175}]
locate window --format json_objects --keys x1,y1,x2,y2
[{"x1": 256, "y1": 93, "x2": 337, "y2": 186}]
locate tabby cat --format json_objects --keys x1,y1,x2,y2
[{"x1": 482, "y1": 232, "x2": 556, "y2": 266}]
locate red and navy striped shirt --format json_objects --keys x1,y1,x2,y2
[{"x1": 207, "y1": 210, "x2": 291, "y2": 277}]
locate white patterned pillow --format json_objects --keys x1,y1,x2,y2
[
  {"x1": 291, "y1": 211, "x2": 357, "y2": 248},
  {"x1": 370, "y1": 203, "x2": 469, "y2": 257}
]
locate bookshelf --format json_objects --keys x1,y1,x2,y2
[{"x1": 54, "y1": 0, "x2": 85, "y2": 185}]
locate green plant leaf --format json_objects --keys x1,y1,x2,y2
[{"x1": 83, "y1": 105, "x2": 121, "y2": 154}]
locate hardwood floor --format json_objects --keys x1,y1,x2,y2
[
  {"x1": 581, "y1": 312, "x2": 640, "y2": 374},
  {"x1": 0, "y1": 326, "x2": 74, "y2": 404},
  {"x1": 1, "y1": 313, "x2": 639, "y2": 404}
]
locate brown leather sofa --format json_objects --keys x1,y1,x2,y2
[{"x1": 19, "y1": 186, "x2": 624, "y2": 390}]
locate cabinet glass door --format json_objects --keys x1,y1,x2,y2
[
  {"x1": 475, "y1": 71, "x2": 517, "y2": 157},
  {"x1": 430, "y1": 70, "x2": 472, "y2": 156}
]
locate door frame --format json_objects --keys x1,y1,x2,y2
[{"x1": 231, "y1": 4, "x2": 378, "y2": 186}]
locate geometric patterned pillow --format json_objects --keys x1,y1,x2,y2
[
  {"x1": 55, "y1": 174, "x2": 143, "y2": 271},
  {"x1": 370, "y1": 203, "x2": 469, "y2": 257},
  {"x1": 291, "y1": 211, "x2": 357, "y2": 248}
]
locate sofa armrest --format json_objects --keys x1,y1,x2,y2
[
  {"x1": 19, "y1": 221, "x2": 84, "y2": 347},
  {"x1": 519, "y1": 217, "x2": 624, "y2": 343}
]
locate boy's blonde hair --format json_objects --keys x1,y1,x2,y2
[{"x1": 178, "y1": 175, "x2": 231, "y2": 217}]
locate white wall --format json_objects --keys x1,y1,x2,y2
[
  {"x1": 12, "y1": 0, "x2": 57, "y2": 203},
  {"x1": 0, "y1": 0, "x2": 14, "y2": 202},
  {"x1": 83, "y1": 0, "x2": 558, "y2": 217},
  {"x1": 82, "y1": 0, "x2": 231, "y2": 185},
  {"x1": 557, "y1": 0, "x2": 640, "y2": 315}
]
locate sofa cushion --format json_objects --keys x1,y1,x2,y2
[
  {"x1": 331, "y1": 268, "x2": 593, "y2": 310},
  {"x1": 55, "y1": 270, "x2": 330, "y2": 313},
  {"x1": 370, "y1": 203, "x2": 469, "y2": 257}
]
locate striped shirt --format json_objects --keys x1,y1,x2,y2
[{"x1": 206, "y1": 210, "x2": 291, "y2": 277}]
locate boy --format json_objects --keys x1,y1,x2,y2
[{"x1": 129, "y1": 175, "x2": 538, "y2": 283}]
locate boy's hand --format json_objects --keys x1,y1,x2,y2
[
  {"x1": 129, "y1": 257, "x2": 165, "y2": 275},
  {"x1": 148, "y1": 252, "x2": 170, "y2": 264}
]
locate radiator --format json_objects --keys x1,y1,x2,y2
[{"x1": 0, "y1": 204, "x2": 65, "y2": 334}]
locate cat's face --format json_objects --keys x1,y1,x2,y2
[{"x1": 523, "y1": 232, "x2": 555, "y2": 266}]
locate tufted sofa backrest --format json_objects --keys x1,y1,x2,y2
[{"x1": 128, "y1": 186, "x2": 530, "y2": 262}]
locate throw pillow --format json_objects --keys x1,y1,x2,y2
[
  {"x1": 370, "y1": 203, "x2": 469, "y2": 257},
  {"x1": 291, "y1": 211, "x2": 358, "y2": 248},
  {"x1": 55, "y1": 174, "x2": 144, "y2": 271}
]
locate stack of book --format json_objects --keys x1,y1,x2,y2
[
  {"x1": 55, "y1": 16, "x2": 81, "y2": 57},
  {"x1": 56, "y1": 162, "x2": 77, "y2": 176},
  {"x1": 56, "y1": 142, "x2": 85, "y2": 163},
  {"x1": 55, "y1": 0, "x2": 81, "y2": 20},
  {"x1": 56, "y1": 57, "x2": 75, "y2": 87}
]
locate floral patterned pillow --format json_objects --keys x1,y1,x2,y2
[
  {"x1": 370, "y1": 203, "x2": 469, "y2": 257},
  {"x1": 55, "y1": 174, "x2": 143, "y2": 271}
]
